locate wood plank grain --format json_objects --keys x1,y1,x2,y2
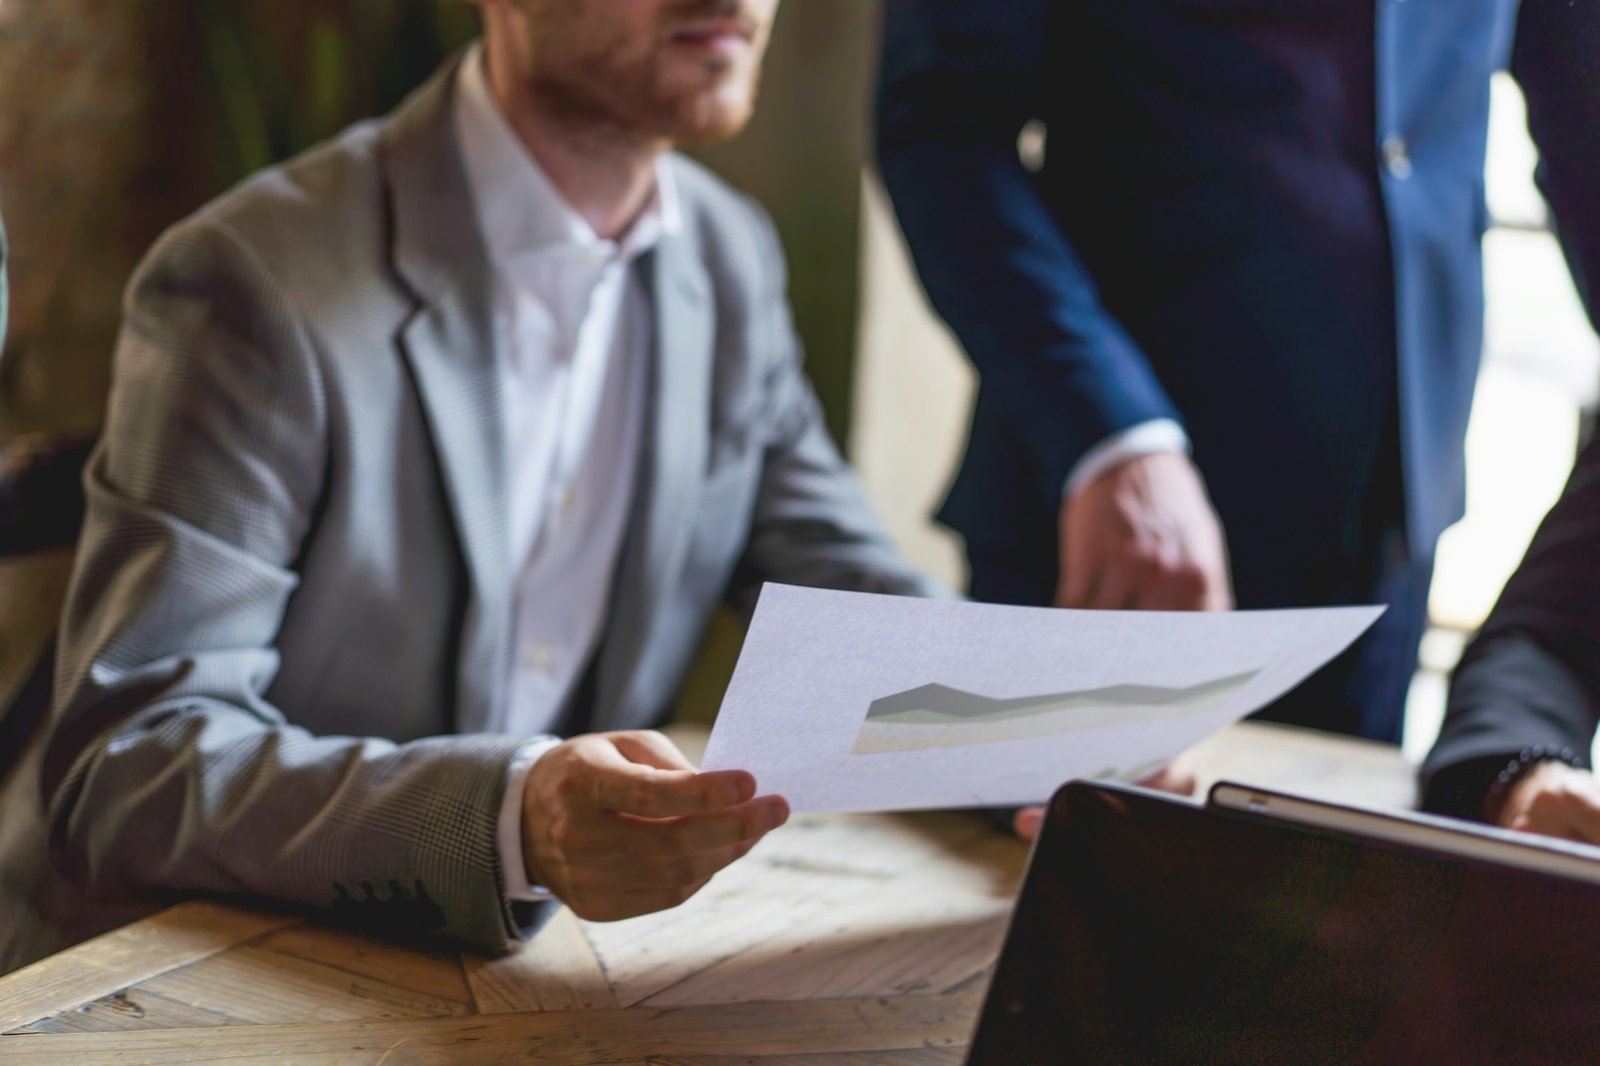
[
  {"x1": 464, "y1": 906, "x2": 617, "y2": 1013},
  {"x1": 19, "y1": 986, "x2": 240, "y2": 1034},
  {"x1": 0, "y1": 993, "x2": 980, "y2": 1065},
  {"x1": 582, "y1": 810, "x2": 1015, "y2": 1008},
  {"x1": 253, "y1": 925, "x2": 473, "y2": 1006},
  {"x1": 641, "y1": 902, "x2": 1011, "y2": 1009},
  {"x1": 0, "y1": 901, "x2": 302, "y2": 1033},
  {"x1": 136, "y1": 945, "x2": 472, "y2": 1026},
  {"x1": 598, "y1": 816, "x2": 1023, "y2": 1009}
]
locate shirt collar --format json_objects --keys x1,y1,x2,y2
[{"x1": 454, "y1": 43, "x2": 680, "y2": 265}]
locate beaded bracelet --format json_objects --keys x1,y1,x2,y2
[{"x1": 1486, "y1": 744, "x2": 1580, "y2": 814}]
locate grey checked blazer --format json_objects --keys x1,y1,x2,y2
[{"x1": 0, "y1": 57, "x2": 936, "y2": 972}]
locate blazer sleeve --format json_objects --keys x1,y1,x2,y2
[
  {"x1": 1421, "y1": 434, "x2": 1600, "y2": 818},
  {"x1": 721, "y1": 206, "x2": 949, "y2": 618},
  {"x1": 874, "y1": 0, "x2": 1181, "y2": 491},
  {"x1": 41, "y1": 220, "x2": 548, "y2": 953},
  {"x1": 1512, "y1": 0, "x2": 1600, "y2": 330}
]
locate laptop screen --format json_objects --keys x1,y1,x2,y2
[{"x1": 967, "y1": 781, "x2": 1600, "y2": 1064}]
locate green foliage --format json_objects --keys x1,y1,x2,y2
[{"x1": 194, "y1": 0, "x2": 479, "y2": 192}]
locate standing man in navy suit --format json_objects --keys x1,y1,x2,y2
[{"x1": 877, "y1": 0, "x2": 1600, "y2": 741}]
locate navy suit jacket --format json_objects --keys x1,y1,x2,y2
[{"x1": 878, "y1": 0, "x2": 1600, "y2": 605}]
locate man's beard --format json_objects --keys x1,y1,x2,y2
[{"x1": 531, "y1": 1, "x2": 765, "y2": 146}]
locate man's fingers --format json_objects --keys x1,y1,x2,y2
[
  {"x1": 591, "y1": 761, "x2": 756, "y2": 818},
  {"x1": 605, "y1": 796, "x2": 790, "y2": 855},
  {"x1": 573, "y1": 853, "x2": 764, "y2": 921},
  {"x1": 1136, "y1": 751, "x2": 1200, "y2": 797},
  {"x1": 1132, "y1": 558, "x2": 1207, "y2": 610},
  {"x1": 1014, "y1": 806, "x2": 1045, "y2": 840},
  {"x1": 532, "y1": 735, "x2": 779, "y2": 924},
  {"x1": 1057, "y1": 499, "x2": 1091, "y2": 608},
  {"x1": 1203, "y1": 551, "x2": 1235, "y2": 611},
  {"x1": 1085, "y1": 562, "x2": 1135, "y2": 611},
  {"x1": 1058, "y1": 569, "x2": 1094, "y2": 610},
  {"x1": 576, "y1": 732, "x2": 756, "y2": 815},
  {"x1": 1056, "y1": 453, "x2": 1234, "y2": 614},
  {"x1": 1058, "y1": 547, "x2": 1092, "y2": 609},
  {"x1": 610, "y1": 838, "x2": 760, "y2": 891},
  {"x1": 1517, "y1": 774, "x2": 1600, "y2": 844},
  {"x1": 611, "y1": 730, "x2": 698, "y2": 772}
]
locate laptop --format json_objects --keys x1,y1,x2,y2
[{"x1": 968, "y1": 779, "x2": 1600, "y2": 1064}]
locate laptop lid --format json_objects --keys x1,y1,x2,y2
[{"x1": 967, "y1": 779, "x2": 1600, "y2": 1064}]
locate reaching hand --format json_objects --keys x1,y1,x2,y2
[
  {"x1": 521, "y1": 730, "x2": 789, "y2": 920},
  {"x1": 1494, "y1": 761, "x2": 1600, "y2": 844},
  {"x1": 1011, "y1": 753, "x2": 1201, "y2": 841},
  {"x1": 1057, "y1": 452, "x2": 1233, "y2": 611}
]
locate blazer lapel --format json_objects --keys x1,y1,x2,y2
[
  {"x1": 381, "y1": 59, "x2": 513, "y2": 735},
  {"x1": 593, "y1": 211, "x2": 714, "y2": 731}
]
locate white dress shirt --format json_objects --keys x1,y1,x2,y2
[
  {"x1": 454, "y1": 47, "x2": 679, "y2": 900},
  {"x1": 1064, "y1": 418, "x2": 1190, "y2": 499}
]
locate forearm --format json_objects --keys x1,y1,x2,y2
[
  {"x1": 878, "y1": 143, "x2": 1178, "y2": 486},
  {"x1": 1422, "y1": 632, "x2": 1596, "y2": 820},
  {"x1": 876, "y1": 1, "x2": 1178, "y2": 486},
  {"x1": 1422, "y1": 433, "x2": 1600, "y2": 818},
  {"x1": 47, "y1": 694, "x2": 539, "y2": 950}
]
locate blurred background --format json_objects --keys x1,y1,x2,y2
[{"x1": 0, "y1": 2, "x2": 1595, "y2": 759}]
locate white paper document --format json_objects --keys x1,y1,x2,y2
[{"x1": 701, "y1": 584, "x2": 1384, "y2": 813}]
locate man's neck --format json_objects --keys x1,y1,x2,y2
[{"x1": 485, "y1": 56, "x2": 667, "y2": 241}]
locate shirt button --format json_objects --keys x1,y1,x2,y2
[
  {"x1": 1381, "y1": 135, "x2": 1413, "y2": 180},
  {"x1": 523, "y1": 644, "x2": 558, "y2": 672},
  {"x1": 562, "y1": 490, "x2": 578, "y2": 514}
]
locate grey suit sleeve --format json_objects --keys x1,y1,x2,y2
[
  {"x1": 42, "y1": 221, "x2": 541, "y2": 952},
  {"x1": 723, "y1": 208, "x2": 949, "y2": 617}
]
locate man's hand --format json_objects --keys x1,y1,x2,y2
[
  {"x1": 1494, "y1": 761, "x2": 1600, "y2": 844},
  {"x1": 521, "y1": 731, "x2": 789, "y2": 921},
  {"x1": 1058, "y1": 452, "x2": 1233, "y2": 611},
  {"x1": 1011, "y1": 752, "x2": 1201, "y2": 840}
]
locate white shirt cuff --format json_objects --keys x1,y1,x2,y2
[
  {"x1": 1063, "y1": 418, "x2": 1191, "y2": 499},
  {"x1": 497, "y1": 737, "x2": 564, "y2": 902}
]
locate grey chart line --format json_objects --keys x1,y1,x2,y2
[{"x1": 849, "y1": 670, "x2": 1262, "y2": 755}]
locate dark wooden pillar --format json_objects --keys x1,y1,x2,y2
[
  {"x1": 0, "y1": 1, "x2": 206, "y2": 438},
  {"x1": 0, "y1": 1, "x2": 476, "y2": 441}
]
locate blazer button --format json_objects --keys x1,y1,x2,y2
[{"x1": 1381, "y1": 135, "x2": 1413, "y2": 180}]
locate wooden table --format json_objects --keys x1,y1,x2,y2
[{"x1": 0, "y1": 721, "x2": 1413, "y2": 1065}]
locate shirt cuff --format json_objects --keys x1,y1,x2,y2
[
  {"x1": 1063, "y1": 418, "x2": 1191, "y2": 499},
  {"x1": 497, "y1": 737, "x2": 564, "y2": 902}
]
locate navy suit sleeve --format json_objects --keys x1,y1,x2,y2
[
  {"x1": 1512, "y1": 0, "x2": 1600, "y2": 331},
  {"x1": 874, "y1": 0, "x2": 1180, "y2": 493},
  {"x1": 1421, "y1": 435, "x2": 1600, "y2": 819}
]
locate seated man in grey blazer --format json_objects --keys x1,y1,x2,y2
[{"x1": 0, "y1": 0, "x2": 940, "y2": 972}]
